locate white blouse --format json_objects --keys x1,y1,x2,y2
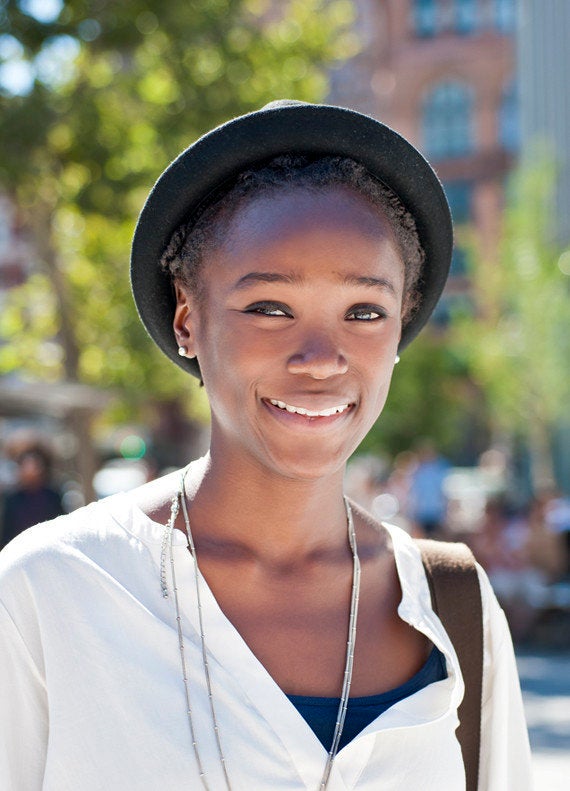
[{"x1": 0, "y1": 458, "x2": 531, "y2": 790}]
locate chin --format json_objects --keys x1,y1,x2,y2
[{"x1": 260, "y1": 443, "x2": 354, "y2": 484}]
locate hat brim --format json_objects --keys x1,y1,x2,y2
[{"x1": 131, "y1": 101, "x2": 453, "y2": 378}]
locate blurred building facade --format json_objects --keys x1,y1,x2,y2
[
  {"x1": 516, "y1": 0, "x2": 570, "y2": 489},
  {"x1": 329, "y1": 0, "x2": 518, "y2": 322},
  {"x1": 517, "y1": 0, "x2": 570, "y2": 245}
]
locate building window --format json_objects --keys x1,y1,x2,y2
[
  {"x1": 413, "y1": 0, "x2": 438, "y2": 38},
  {"x1": 494, "y1": 0, "x2": 516, "y2": 33},
  {"x1": 450, "y1": 246, "x2": 469, "y2": 276},
  {"x1": 444, "y1": 180, "x2": 473, "y2": 277},
  {"x1": 444, "y1": 180, "x2": 473, "y2": 224},
  {"x1": 456, "y1": 0, "x2": 478, "y2": 34},
  {"x1": 499, "y1": 80, "x2": 519, "y2": 152},
  {"x1": 422, "y1": 82, "x2": 474, "y2": 159},
  {"x1": 412, "y1": 0, "x2": 517, "y2": 37}
]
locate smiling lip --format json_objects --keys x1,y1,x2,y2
[{"x1": 266, "y1": 398, "x2": 352, "y2": 417}]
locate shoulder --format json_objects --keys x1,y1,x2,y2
[
  {"x1": 0, "y1": 489, "x2": 166, "y2": 639},
  {"x1": 1, "y1": 498, "x2": 97, "y2": 549},
  {"x1": 127, "y1": 458, "x2": 208, "y2": 524},
  {"x1": 0, "y1": 494, "x2": 132, "y2": 587}
]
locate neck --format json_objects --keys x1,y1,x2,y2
[{"x1": 185, "y1": 446, "x2": 349, "y2": 565}]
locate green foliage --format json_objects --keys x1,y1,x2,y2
[
  {"x1": 454, "y1": 163, "x2": 570, "y2": 434},
  {"x1": 447, "y1": 162, "x2": 570, "y2": 489},
  {"x1": 357, "y1": 332, "x2": 473, "y2": 460},
  {"x1": 0, "y1": 0, "x2": 356, "y2": 420}
]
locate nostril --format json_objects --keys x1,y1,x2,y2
[{"x1": 287, "y1": 351, "x2": 349, "y2": 378}]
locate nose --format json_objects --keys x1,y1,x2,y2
[{"x1": 286, "y1": 330, "x2": 349, "y2": 379}]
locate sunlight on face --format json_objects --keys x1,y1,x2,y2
[{"x1": 176, "y1": 186, "x2": 405, "y2": 482}]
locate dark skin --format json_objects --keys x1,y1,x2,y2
[{"x1": 134, "y1": 185, "x2": 430, "y2": 699}]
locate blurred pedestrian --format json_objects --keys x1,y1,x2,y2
[
  {"x1": 409, "y1": 440, "x2": 450, "y2": 537},
  {"x1": 470, "y1": 496, "x2": 564, "y2": 641},
  {"x1": 544, "y1": 491, "x2": 570, "y2": 577},
  {"x1": 1, "y1": 444, "x2": 63, "y2": 549},
  {"x1": 526, "y1": 493, "x2": 566, "y2": 585}
]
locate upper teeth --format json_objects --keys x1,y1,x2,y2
[{"x1": 269, "y1": 399, "x2": 350, "y2": 417}]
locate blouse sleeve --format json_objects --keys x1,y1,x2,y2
[
  {"x1": 0, "y1": 597, "x2": 48, "y2": 790},
  {"x1": 477, "y1": 567, "x2": 533, "y2": 790}
]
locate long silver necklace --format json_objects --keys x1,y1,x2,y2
[{"x1": 161, "y1": 469, "x2": 361, "y2": 791}]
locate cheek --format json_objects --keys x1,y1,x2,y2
[
  {"x1": 368, "y1": 371, "x2": 393, "y2": 415},
  {"x1": 196, "y1": 321, "x2": 264, "y2": 402},
  {"x1": 360, "y1": 343, "x2": 400, "y2": 413}
]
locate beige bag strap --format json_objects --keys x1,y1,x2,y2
[{"x1": 416, "y1": 539, "x2": 483, "y2": 791}]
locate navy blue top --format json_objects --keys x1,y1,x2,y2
[{"x1": 287, "y1": 645, "x2": 447, "y2": 751}]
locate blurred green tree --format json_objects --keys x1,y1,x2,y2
[
  {"x1": 0, "y1": 0, "x2": 356, "y2": 482},
  {"x1": 453, "y1": 163, "x2": 570, "y2": 491},
  {"x1": 357, "y1": 331, "x2": 481, "y2": 463}
]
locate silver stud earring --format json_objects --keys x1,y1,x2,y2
[{"x1": 395, "y1": 355, "x2": 400, "y2": 364}]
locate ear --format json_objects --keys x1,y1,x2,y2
[{"x1": 173, "y1": 281, "x2": 199, "y2": 358}]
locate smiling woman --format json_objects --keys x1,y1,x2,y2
[
  {"x1": 0, "y1": 100, "x2": 531, "y2": 790},
  {"x1": 171, "y1": 185, "x2": 406, "y2": 481}
]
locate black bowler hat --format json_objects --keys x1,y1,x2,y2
[{"x1": 131, "y1": 100, "x2": 453, "y2": 378}]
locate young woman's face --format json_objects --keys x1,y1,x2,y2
[{"x1": 175, "y1": 185, "x2": 406, "y2": 481}]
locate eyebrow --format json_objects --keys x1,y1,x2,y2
[
  {"x1": 233, "y1": 271, "x2": 303, "y2": 290},
  {"x1": 232, "y1": 270, "x2": 398, "y2": 296},
  {"x1": 340, "y1": 274, "x2": 398, "y2": 296}
]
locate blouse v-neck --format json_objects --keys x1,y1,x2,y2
[{"x1": 106, "y1": 465, "x2": 461, "y2": 789}]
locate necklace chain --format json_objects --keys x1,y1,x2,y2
[{"x1": 163, "y1": 469, "x2": 361, "y2": 791}]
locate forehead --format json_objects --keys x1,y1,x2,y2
[
  {"x1": 219, "y1": 184, "x2": 399, "y2": 255},
  {"x1": 203, "y1": 185, "x2": 405, "y2": 290}
]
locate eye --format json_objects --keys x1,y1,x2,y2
[
  {"x1": 346, "y1": 305, "x2": 386, "y2": 321},
  {"x1": 244, "y1": 301, "x2": 292, "y2": 317}
]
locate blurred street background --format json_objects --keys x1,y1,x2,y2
[
  {"x1": 1, "y1": 1, "x2": 569, "y2": 787},
  {"x1": 518, "y1": 650, "x2": 570, "y2": 790}
]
